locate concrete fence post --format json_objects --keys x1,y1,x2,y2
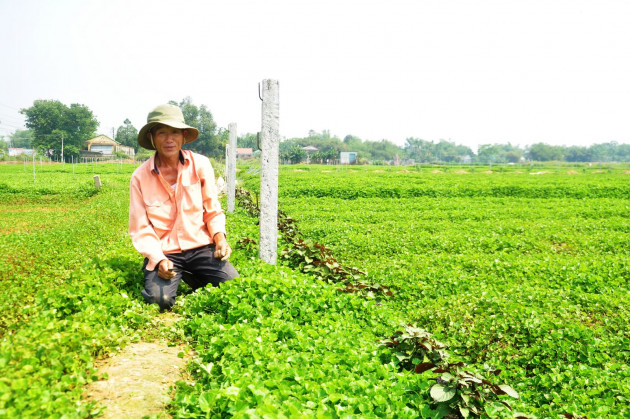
[
  {"x1": 227, "y1": 123, "x2": 237, "y2": 213},
  {"x1": 259, "y1": 79, "x2": 280, "y2": 265}
]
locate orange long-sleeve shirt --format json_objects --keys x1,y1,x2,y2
[{"x1": 129, "y1": 150, "x2": 226, "y2": 270}]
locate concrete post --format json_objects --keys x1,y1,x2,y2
[
  {"x1": 227, "y1": 123, "x2": 237, "y2": 213},
  {"x1": 224, "y1": 145, "x2": 229, "y2": 182},
  {"x1": 94, "y1": 175, "x2": 102, "y2": 189},
  {"x1": 259, "y1": 79, "x2": 280, "y2": 265}
]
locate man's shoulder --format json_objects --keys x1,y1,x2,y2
[
  {"x1": 131, "y1": 157, "x2": 154, "y2": 181},
  {"x1": 185, "y1": 150, "x2": 209, "y2": 162},
  {"x1": 185, "y1": 150, "x2": 212, "y2": 168}
]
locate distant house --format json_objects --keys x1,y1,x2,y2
[
  {"x1": 8, "y1": 148, "x2": 34, "y2": 156},
  {"x1": 340, "y1": 151, "x2": 358, "y2": 164},
  {"x1": 236, "y1": 148, "x2": 254, "y2": 159},
  {"x1": 82, "y1": 136, "x2": 135, "y2": 158},
  {"x1": 302, "y1": 145, "x2": 318, "y2": 153}
]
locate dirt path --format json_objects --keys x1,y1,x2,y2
[{"x1": 85, "y1": 313, "x2": 192, "y2": 418}]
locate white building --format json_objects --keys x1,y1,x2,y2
[
  {"x1": 340, "y1": 151, "x2": 357, "y2": 164},
  {"x1": 82, "y1": 136, "x2": 135, "y2": 158}
]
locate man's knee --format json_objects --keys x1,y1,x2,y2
[
  {"x1": 157, "y1": 294, "x2": 175, "y2": 310},
  {"x1": 216, "y1": 262, "x2": 239, "y2": 283},
  {"x1": 142, "y1": 288, "x2": 176, "y2": 310}
]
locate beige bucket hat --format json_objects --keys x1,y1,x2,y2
[{"x1": 137, "y1": 104, "x2": 199, "y2": 150}]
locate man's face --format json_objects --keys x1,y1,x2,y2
[{"x1": 150, "y1": 124, "x2": 186, "y2": 158}]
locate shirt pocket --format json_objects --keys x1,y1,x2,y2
[
  {"x1": 144, "y1": 195, "x2": 173, "y2": 231},
  {"x1": 182, "y1": 181, "x2": 203, "y2": 217}
]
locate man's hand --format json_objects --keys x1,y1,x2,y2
[
  {"x1": 213, "y1": 233, "x2": 232, "y2": 261},
  {"x1": 157, "y1": 259, "x2": 176, "y2": 280}
]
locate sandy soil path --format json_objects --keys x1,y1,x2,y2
[{"x1": 85, "y1": 314, "x2": 191, "y2": 418}]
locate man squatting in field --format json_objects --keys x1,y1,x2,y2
[{"x1": 129, "y1": 104, "x2": 238, "y2": 310}]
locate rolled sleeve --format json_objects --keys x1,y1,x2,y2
[
  {"x1": 129, "y1": 175, "x2": 166, "y2": 270},
  {"x1": 198, "y1": 156, "x2": 227, "y2": 241}
]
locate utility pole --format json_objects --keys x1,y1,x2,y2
[{"x1": 259, "y1": 79, "x2": 280, "y2": 265}]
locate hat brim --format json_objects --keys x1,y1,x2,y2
[{"x1": 137, "y1": 120, "x2": 200, "y2": 150}]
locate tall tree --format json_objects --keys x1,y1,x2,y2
[
  {"x1": 115, "y1": 118, "x2": 139, "y2": 150},
  {"x1": 170, "y1": 97, "x2": 222, "y2": 158},
  {"x1": 525, "y1": 143, "x2": 564, "y2": 161},
  {"x1": 238, "y1": 133, "x2": 259, "y2": 150},
  {"x1": 477, "y1": 143, "x2": 523, "y2": 164},
  {"x1": 9, "y1": 129, "x2": 33, "y2": 148},
  {"x1": 564, "y1": 146, "x2": 591, "y2": 162},
  {"x1": 280, "y1": 144, "x2": 307, "y2": 164},
  {"x1": 405, "y1": 138, "x2": 436, "y2": 162},
  {"x1": 20, "y1": 100, "x2": 98, "y2": 160}
]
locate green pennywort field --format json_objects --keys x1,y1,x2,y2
[{"x1": 1, "y1": 161, "x2": 629, "y2": 418}]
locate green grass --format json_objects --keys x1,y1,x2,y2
[
  {"x1": 0, "y1": 162, "x2": 155, "y2": 417},
  {"x1": 274, "y1": 164, "x2": 630, "y2": 417},
  {"x1": 1, "y1": 162, "x2": 628, "y2": 418}
]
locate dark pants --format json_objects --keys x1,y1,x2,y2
[{"x1": 141, "y1": 244, "x2": 239, "y2": 310}]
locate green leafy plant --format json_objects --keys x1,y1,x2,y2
[
  {"x1": 381, "y1": 324, "x2": 448, "y2": 371},
  {"x1": 382, "y1": 324, "x2": 520, "y2": 417},
  {"x1": 280, "y1": 237, "x2": 365, "y2": 283},
  {"x1": 236, "y1": 185, "x2": 392, "y2": 297},
  {"x1": 427, "y1": 363, "x2": 520, "y2": 418}
]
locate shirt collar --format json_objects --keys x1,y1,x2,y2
[{"x1": 152, "y1": 150, "x2": 186, "y2": 174}]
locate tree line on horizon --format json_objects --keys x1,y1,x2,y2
[
  {"x1": 239, "y1": 130, "x2": 630, "y2": 164},
  {"x1": 3, "y1": 98, "x2": 630, "y2": 164}
]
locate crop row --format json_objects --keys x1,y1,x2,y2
[
  {"x1": 0, "y1": 165, "x2": 157, "y2": 417},
  {"x1": 2, "y1": 163, "x2": 629, "y2": 417},
  {"x1": 277, "y1": 170, "x2": 630, "y2": 417}
]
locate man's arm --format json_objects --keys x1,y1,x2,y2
[
  {"x1": 129, "y1": 177, "x2": 167, "y2": 271},
  {"x1": 213, "y1": 232, "x2": 232, "y2": 260},
  {"x1": 197, "y1": 156, "x2": 227, "y2": 241}
]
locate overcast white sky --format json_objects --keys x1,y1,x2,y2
[{"x1": 1, "y1": 0, "x2": 629, "y2": 152}]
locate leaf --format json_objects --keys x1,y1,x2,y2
[
  {"x1": 459, "y1": 406, "x2": 470, "y2": 418},
  {"x1": 499, "y1": 400, "x2": 513, "y2": 411},
  {"x1": 498, "y1": 384, "x2": 519, "y2": 399},
  {"x1": 198, "y1": 392, "x2": 213, "y2": 413},
  {"x1": 463, "y1": 375, "x2": 482, "y2": 384},
  {"x1": 441, "y1": 372, "x2": 455, "y2": 382},
  {"x1": 430, "y1": 383, "x2": 456, "y2": 402},
  {"x1": 199, "y1": 362, "x2": 214, "y2": 376},
  {"x1": 414, "y1": 362, "x2": 436, "y2": 374}
]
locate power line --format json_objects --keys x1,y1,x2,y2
[
  {"x1": 0, "y1": 111, "x2": 23, "y2": 120},
  {"x1": 0, "y1": 122, "x2": 24, "y2": 130},
  {"x1": 0, "y1": 102, "x2": 21, "y2": 111},
  {"x1": 0, "y1": 119, "x2": 24, "y2": 127}
]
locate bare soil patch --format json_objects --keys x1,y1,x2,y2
[{"x1": 85, "y1": 313, "x2": 192, "y2": 418}]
